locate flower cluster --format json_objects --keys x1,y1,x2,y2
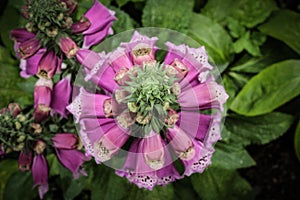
[
  {"x1": 10, "y1": 0, "x2": 116, "y2": 123},
  {"x1": 0, "y1": 103, "x2": 89, "y2": 199},
  {"x1": 68, "y1": 31, "x2": 228, "y2": 189},
  {"x1": 1, "y1": 0, "x2": 116, "y2": 198}
]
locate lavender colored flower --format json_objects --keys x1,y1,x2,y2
[
  {"x1": 34, "y1": 78, "x2": 53, "y2": 122},
  {"x1": 68, "y1": 31, "x2": 228, "y2": 189},
  {"x1": 32, "y1": 140, "x2": 48, "y2": 199},
  {"x1": 32, "y1": 154, "x2": 49, "y2": 199},
  {"x1": 52, "y1": 133, "x2": 89, "y2": 178},
  {"x1": 80, "y1": 0, "x2": 116, "y2": 48},
  {"x1": 18, "y1": 150, "x2": 33, "y2": 172},
  {"x1": 11, "y1": 0, "x2": 115, "y2": 77},
  {"x1": 37, "y1": 50, "x2": 62, "y2": 79},
  {"x1": 50, "y1": 76, "x2": 72, "y2": 118}
]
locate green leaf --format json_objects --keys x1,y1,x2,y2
[
  {"x1": 47, "y1": 154, "x2": 60, "y2": 177},
  {"x1": 3, "y1": 171, "x2": 38, "y2": 200},
  {"x1": 91, "y1": 165, "x2": 129, "y2": 200},
  {"x1": 0, "y1": 63, "x2": 34, "y2": 108},
  {"x1": 233, "y1": 31, "x2": 263, "y2": 57},
  {"x1": 202, "y1": 0, "x2": 277, "y2": 28},
  {"x1": 225, "y1": 112, "x2": 294, "y2": 146},
  {"x1": 201, "y1": 0, "x2": 237, "y2": 23},
  {"x1": 223, "y1": 75, "x2": 237, "y2": 107},
  {"x1": 294, "y1": 119, "x2": 300, "y2": 162},
  {"x1": 142, "y1": 0, "x2": 194, "y2": 33},
  {"x1": 110, "y1": 6, "x2": 137, "y2": 34},
  {"x1": 115, "y1": 0, "x2": 145, "y2": 7},
  {"x1": 58, "y1": 164, "x2": 87, "y2": 200},
  {"x1": 226, "y1": 17, "x2": 246, "y2": 38},
  {"x1": 259, "y1": 9, "x2": 300, "y2": 55},
  {"x1": 0, "y1": 159, "x2": 18, "y2": 198},
  {"x1": 64, "y1": 176, "x2": 87, "y2": 200},
  {"x1": 0, "y1": 2, "x2": 26, "y2": 53},
  {"x1": 191, "y1": 167, "x2": 253, "y2": 200},
  {"x1": 188, "y1": 14, "x2": 233, "y2": 71},
  {"x1": 212, "y1": 143, "x2": 256, "y2": 169},
  {"x1": 173, "y1": 178, "x2": 198, "y2": 200},
  {"x1": 230, "y1": 60, "x2": 300, "y2": 116},
  {"x1": 0, "y1": 46, "x2": 17, "y2": 65},
  {"x1": 127, "y1": 184, "x2": 175, "y2": 200},
  {"x1": 231, "y1": 39, "x2": 299, "y2": 73}
]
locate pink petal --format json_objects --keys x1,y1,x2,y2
[
  {"x1": 10, "y1": 28, "x2": 35, "y2": 42},
  {"x1": 55, "y1": 148, "x2": 89, "y2": 179},
  {"x1": 52, "y1": 133, "x2": 78, "y2": 149},
  {"x1": 83, "y1": 0, "x2": 116, "y2": 35},
  {"x1": 181, "y1": 141, "x2": 213, "y2": 176},
  {"x1": 66, "y1": 88, "x2": 111, "y2": 122},
  {"x1": 83, "y1": 21, "x2": 114, "y2": 48},
  {"x1": 178, "y1": 81, "x2": 229, "y2": 111},
  {"x1": 21, "y1": 48, "x2": 46, "y2": 78},
  {"x1": 93, "y1": 125, "x2": 130, "y2": 163},
  {"x1": 51, "y1": 76, "x2": 72, "y2": 118},
  {"x1": 32, "y1": 154, "x2": 49, "y2": 199}
]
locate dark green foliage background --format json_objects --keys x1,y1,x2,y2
[{"x1": 0, "y1": 0, "x2": 300, "y2": 199}]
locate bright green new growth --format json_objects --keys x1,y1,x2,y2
[{"x1": 122, "y1": 63, "x2": 179, "y2": 133}]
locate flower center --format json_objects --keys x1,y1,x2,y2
[{"x1": 118, "y1": 63, "x2": 180, "y2": 135}]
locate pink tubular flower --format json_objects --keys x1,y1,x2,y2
[
  {"x1": 59, "y1": 37, "x2": 79, "y2": 58},
  {"x1": 18, "y1": 151, "x2": 33, "y2": 172},
  {"x1": 17, "y1": 37, "x2": 41, "y2": 59},
  {"x1": 81, "y1": 0, "x2": 116, "y2": 48},
  {"x1": 34, "y1": 78, "x2": 53, "y2": 123},
  {"x1": 52, "y1": 133, "x2": 78, "y2": 149},
  {"x1": 50, "y1": 75, "x2": 72, "y2": 118},
  {"x1": 10, "y1": 28, "x2": 40, "y2": 59},
  {"x1": 19, "y1": 48, "x2": 46, "y2": 78},
  {"x1": 52, "y1": 133, "x2": 89, "y2": 179},
  {"x1": 37, "y1": 50, "x2": 62, "y2": 79},
  {"x1": 32, "y1": 153, "x2": 48, "y2": 199},
  {"x1": 116, "y1": 139, "x2": 181, "y2": 190},
  {"x1": 68, "y1": 31, "x2": 228, "y2": 189}
]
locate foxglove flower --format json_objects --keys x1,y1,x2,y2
[
  {"x1": 34, "y1": 78, "x2": 53, "y2": 122},
  {"x1": 37, "y1": 50, "x2": 62, "y2": 79},
  {"x1": 11, "y1": 0, "x2": 115, "y2": 77},
  {"x1": 50, "y1": 76, "x2": 72, "y2": 118},
  {"x1": 68, "y1": 31, "x2": 228, "y2": 189},
  {"x1": 18, "y1": 150, "x2": 33, "y2": 172},
  {"x1": 32, "y1": 140, "x2": 48, "y2": 199},
  {"x1": 52, "y1": 133, "x2": 89, "y2": 178},
  {"x1": 79, "y1": 0, "x2": 116, "y2": 48}
]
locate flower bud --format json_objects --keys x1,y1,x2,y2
[
  {"x1": 34, "y1": 140, "x2": 46, "y2": 154},
  {"x1": 18, "y1": 151, "x2": 32, "y2": 172},
  {"x1": 59, "y1": 37, "x2": 79, "y2": 58},
  {"x1": 37, "y1": 50, "x2": 61, "y2": 79}
]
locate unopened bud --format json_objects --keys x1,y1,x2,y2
[
  {"x1": 16, "y1": 114, "x2": 26, "y2": 122},
  {"x1": 34, "y1": 140, "x2": 46, "y2": 154},
  {"x1": 31, "y1": 123, "x2": 42, "y2": 134},
  {"x1": 14, "y1": 143, "x2": 24, "y2": 151},
  {"x1": 15, "y1": 122, "x2": 22, "y2": 130},
  {"x1": 57, "y1": 13, "x2": 64, "y2": 21},
  {"x1": 17, "y1": 135, "x2": 26, "y2": 143},
  {"x1": 46, "y1": 27, "x2": 58, "y2": 37}
]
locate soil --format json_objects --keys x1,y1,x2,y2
[{"x1": 240, "y1": 129, "x2": 300, "y2": 200}]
